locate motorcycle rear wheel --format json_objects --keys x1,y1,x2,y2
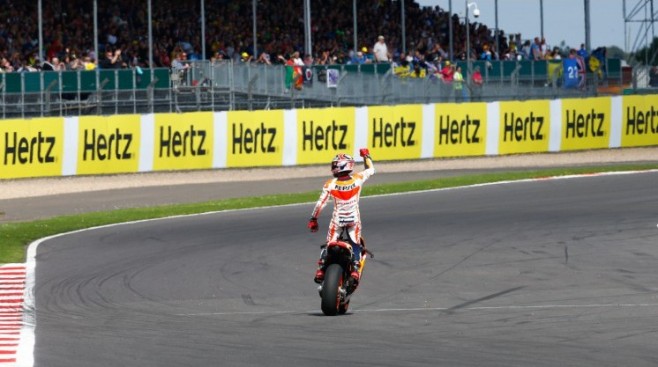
[{"x1": 321, "y1": 264, "x2": 343, "y2": 316}]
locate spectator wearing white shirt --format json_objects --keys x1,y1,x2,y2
[{"x1": 373, "y1": 35, "x2": 390, "y2": 63}]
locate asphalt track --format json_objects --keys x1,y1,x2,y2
[{"x1": 29, "y1": 170, "x2": 658, "y2": 366}]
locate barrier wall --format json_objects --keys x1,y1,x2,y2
[{"x1": 1, "y1": 95, "x2": 657, "y2": 179}]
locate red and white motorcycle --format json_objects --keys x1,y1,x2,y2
[{"x1": 318, "y1": 230, "x2": 372, "y2": 316}]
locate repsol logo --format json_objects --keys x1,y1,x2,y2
[
  {"x1": 503, "y1": 112, "x2": 544, "y2": 142},
  {"x1": 302, "y1": 120, "x2": 347, "y2": 151},
  {"x1": 3, "y1": 131, "x2": 55, "y2": 165},
  {"x1": 625, "y1": 106, "x2": 658, "y2": 135},
  {"x1": 437, "y1": 115, "x2": 481, "y2": 145},
  {"x1": 83, "y1": 129, "x2": 132, "y2": 161},
  {"x1": 565, "y1": 109, "x2": 605, "y2": 138},
  {"x1": 159, "y1": 125, "x2": 207, "y2": 158},
  {"x1": 372, "y1": 117, "x2": 416, "y2": 148},
  {"x1": 232, "y1": 122, "x2": 276, "y2": 154},
  {"x1": 335, "y1": 182, "x2": 356, "y2": 191}
]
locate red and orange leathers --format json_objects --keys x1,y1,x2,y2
[{"x1": 311, "y1": 156, "x2": 375, "y2": 245}]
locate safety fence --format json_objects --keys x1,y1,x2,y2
[{"x1": 0, "y1": 58, "x2": 631, "y2": 119}]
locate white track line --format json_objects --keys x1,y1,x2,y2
[{"x1": 176, "y1": 302, "x2": 658, "y2": 317}]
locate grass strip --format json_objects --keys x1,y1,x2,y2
[{"x1": 1, "y1": 164, "x2": 656, "y2": 264}]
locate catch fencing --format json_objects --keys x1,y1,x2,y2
[{"x1": 0, "y1": 59, "x2": 629, "y2": 119}]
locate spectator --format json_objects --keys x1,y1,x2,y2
[
  {"x1": 520, "y1": 40, "x2": 532, "y2": 60},
  {"x1": 409, "y1": 62, "x2": 426, "y2": 78},
  {"x1": 453, "y1": 65, "x2": 464, "y2": 102},
  {"x1": 241, "y1": 52, "x2": 252, "y2": 63},
  {"x1": 99, "y1": 48, "x2": 122, "y2": 69},
  {"x1": 440, "y1": 60, "x2": 453, "y2": 83},
  {"x1": 291, "y1": 51, "x2": 304, "y2": 89},
  {"x1": 470, "y1": 65, "x2": 483, "y2": 101},
  {"x1": 480, "y1": 44, "x2": 492, "y2": 61},
  {"x1": 211, "y1": 50, "x2": 226, "y2": 64},
  {"x1": 303, "y1": 53, "x2": 314, "y2": 66},
  {"x1": 352, "y1": 49, "x2": 367, "y2": 65},
  {"x1": 83, "y1": 54, "x2": 97, "y2": 71},
  {"x1": 316, "y1": 50, "x2": 331, "y2": 65},
  {"x1": 564, "y1": 48, "x2": 586, "y2": 89},
  {"x1": 41, "y1": 56, "x2": 66, "y2": 71},
  {"x1": 540, "y1": 37, "x2": 549, "y2": 59},
  {"x1": 373, "y1": 35, "x2": 390, "y2": 63},
  {"x1": 257, "y1": 50, "x2": 271, "y2": 65},
  {"x1": 577, "y1": 43, "x2": 589, "y2": 59},
  {"x1": 531, "y1": 37, "x2": 542, "y2": 60},
  {"x1": 171, "y1": 51, "x2": 189, "y2": 72},
  {"x1": 0, "y1": 57, "x2": 15, "y2": 73},
  {"x1": 649, "y1": 66, "x2": 658, "y2": 87}
]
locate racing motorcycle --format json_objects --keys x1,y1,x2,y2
[{"x1": 318, "y1": 230, "x2": 373, "y2": 316}]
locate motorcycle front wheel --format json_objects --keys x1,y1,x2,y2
[{"x1": 321, "y1": 264, "x2": 343, "y2": 316}]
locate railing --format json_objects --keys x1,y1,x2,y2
[{"x1": 0, "y1": 58, "x2": 632, "y2": 119}]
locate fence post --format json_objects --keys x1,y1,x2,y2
[
  {"x1": 147, "y1": 77, "x2": 158, "y2": 114},
  {"x1": 44, "y1": 79, "x2": 57, "y2": 116}
]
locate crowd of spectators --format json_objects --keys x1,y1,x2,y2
[{"x1": 0, "y1": 0, "x2": 590, "y2": 75}]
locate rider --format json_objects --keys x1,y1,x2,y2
[{"x1": 307, "y1": 148, "x2": 375, "y2": 284}]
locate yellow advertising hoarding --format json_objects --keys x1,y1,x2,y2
[
  {"x1": 561, "y1": 97, "x2": 611, "y2": 151},
  {"x1": 77, "y1": 115, "x2": 141, "y2": 175},
  {"x1": 367, "y1": 105, "x2": 422, "y2": 161},
  {"x1": 296, "y1": 107, "x2": 355, "y2": 164},
  {"x1": 0, "y1": 117, "x2": 64, "y2": 179},
  {"x1": 152, "y1": 112, "x2": 214, "y2": 171},
  {"x1": 226, "y1": 110, "x2": 284, "y2": 167},
  {"x1": 434, "y1": 102, "x2": 487, "y2": 157},
  {"x1": 498, "y1": 100, "x2": 550, "y2": 154},
  {"x1": 621, "y1": 94, "x2": 658, "y2": 147}
]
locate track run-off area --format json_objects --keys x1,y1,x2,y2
[{"x1": 6, "y1": 169, "x2": 658, "y2": 366}]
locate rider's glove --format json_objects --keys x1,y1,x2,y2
[
  {"x1": 359, "y1": 148, "x2": 370, "y2": 158},
  {"x1": 308, "y1": 217, "x2": 319, "y2": 232}
]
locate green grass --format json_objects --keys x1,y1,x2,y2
[{"x1": 1, "y1": 163, "x2": 656, "y2": 264}]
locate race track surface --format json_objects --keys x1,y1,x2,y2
[{"x1": 31, "y1": 170, "x2": 658, "y2": 366}]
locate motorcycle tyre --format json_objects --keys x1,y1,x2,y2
[{"x1": 321, "y1": 264, "x2": 343, "y2": 316}]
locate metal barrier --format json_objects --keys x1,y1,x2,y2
[{"x1": 0, "y1": 59, "x2": 630, "y2": 118}]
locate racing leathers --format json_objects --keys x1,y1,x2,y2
[{"x1": 310, "y1": 154, "x2": 375, "y2": 283}]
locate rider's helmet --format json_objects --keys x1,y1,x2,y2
[{"x1": 331, "y1": 153, "x2": 355, "y2": 177}]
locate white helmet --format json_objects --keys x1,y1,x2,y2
[{"x1": 331, "y1": 153, "x2": 354, "y2": 177}]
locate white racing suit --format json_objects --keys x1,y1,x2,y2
[{"x1": 312, "y1": 156, "x2": 375, "y2": 271}]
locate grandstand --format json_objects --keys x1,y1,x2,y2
[{"x1": 0, "y1": 0, "x2": 630, "y2": 117}]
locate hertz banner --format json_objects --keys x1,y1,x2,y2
[
  {"x1": 497, "y1": 100, "x2": 550, "y2": 154},
  {"x1": 152, "y1": 112, "x2": 213, "y2": 171},
  {"x1": 0, "y1": 117, "x2": 63, "y2": 179},
  {"x1": 227, "y1": 110, "x2": 285, "y2": 167},
  {"x1": 368, "y1": 105, "x2": 422, "y2": 161},
  {"x1": 77, "y1": 115, "x2": 141, "y2": 175},
  {"x1": 296, "y1": 107, "x2": 355, "y2": 164},
  {"x1": 2, "y1": 95, "x2": 658, "y2": 181},
  {"x1": 434, "y1": 102, "x2": 487, "y2": 157},
  {"x1": 621, "y1": 94, "x2": 658, "y2": 147},
  {"x1": 560, "y1": 97, "x2": 611, "y2": 151}
]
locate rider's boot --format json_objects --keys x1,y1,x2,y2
[
  {"x1": 350, "y1": 261, "x2": 360, "y2": 283},
  {"x1": 314, "y1": 256, "x2": 327, "y2": 284},
  {"x1": 314, "y1": 246, "x2": 328, "y2": 284},
  {"x1": 314, "y1": 266, "x2": 325, "y2": 284}
]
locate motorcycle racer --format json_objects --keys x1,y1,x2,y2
[{"x1": 308, "y1": 148, "x2": 375, "y2": 284}]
